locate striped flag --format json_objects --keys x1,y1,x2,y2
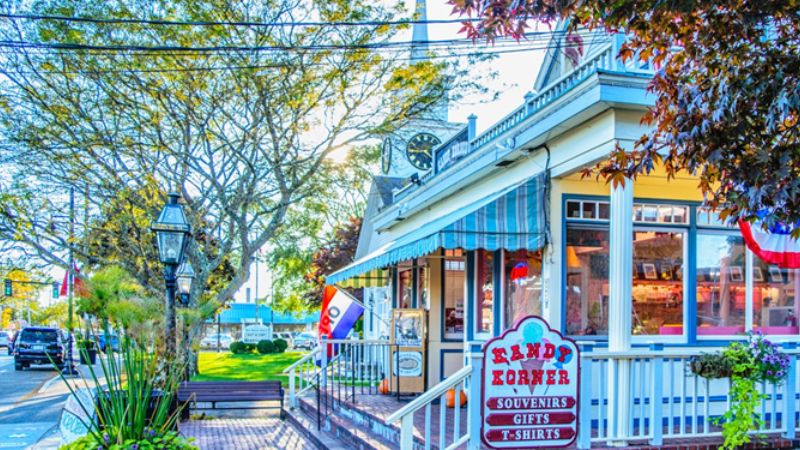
[
  {"x1": 740, "y1": 218, "x2": 800, "y2": 268},
  {"x1": 317, "y1": 286, "x2": 364, "y2": 363}
]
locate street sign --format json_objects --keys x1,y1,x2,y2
[
  {"x1": 242, "y1": 324, "x2": 272, "y2": 343},
  {"x1": 481, "y1": 316, "x2": 579, "y2": 449}
]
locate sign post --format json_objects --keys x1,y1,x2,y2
[{"x1": 481, "y1": 316, "x2": 579, "y2": 449}]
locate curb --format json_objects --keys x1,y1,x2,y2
[{"x1": 38, "y1": 374, "x2": 63, "y2": 394}]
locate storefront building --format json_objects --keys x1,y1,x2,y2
[{"x1": 316, "y1": 17, "x2": 800, "y2": 449}]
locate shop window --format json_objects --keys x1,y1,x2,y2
[
  {"x1": 696, "y1": 234, "x2": 746, "y2": 335},
  {"x1": 697, "y1": 207, "x2": 735, "y2": 228},
  {"x1": 565, "y1": 228, "x2": 609, "y2": 336},
  {"x1": 566, "y1": 200, "x2": 609, "y2": 221},
  {"x1": 753, "y1": 262, "x2": 800, "y2": 334},
  {"x1": 634, "y1": 204, "x2": 689, "y2": 224},
  {"x1": 633, "y1": 230, "x2": 685, "y2": 335},
  {"x1": 476, "y1": 250, "x2": 495, "y2": 334},
  {"x1": 443, "y1": 258, "x2": 465, "y2": 340},
  {"x1": 418, "y1": 260, "x2": 429, "y2": 310},
  {"x1": 504, "y1": 249, "x2": 543, "y2": 327},
  {"x1": 397, "y1": 267, "x2": 413, "y2": 308}
]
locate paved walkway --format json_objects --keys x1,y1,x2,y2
[{"x1": 181, "y1": 418, "x2": 316, "y2": 450}]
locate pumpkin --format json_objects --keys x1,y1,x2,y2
[
  {"x1": 446, "y1": 388, "x2": 467, "y2": 408},
  {"x1": 378, "y1": 378, "x2": 390, "y2": 395}
]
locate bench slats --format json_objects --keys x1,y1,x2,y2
[{"x1": 178, "y1": 381, "x2": 285, "y2": 419}]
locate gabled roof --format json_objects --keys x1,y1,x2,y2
[{"x1": 374, "y1": 176, "x2": 406, "y2": 207}]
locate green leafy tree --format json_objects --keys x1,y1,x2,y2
[
  {"x1": 449, "y1": 0, "x2": 800, "y2": 228},
  {"x1": 0, "y1": 0, "x2": 485, "y2": 360}
]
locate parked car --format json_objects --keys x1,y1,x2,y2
[
  {"x1": 0, "y1": 331, "x2": 9, "y2": 349},
  {"x1": 94, "y1": 333, "x2": 120, "y2": 353},
  {"x1": 13, "y1": 327, "x2": 66, "y2": 371},
  {"x1": 293, "y1": 332, "x2": 317, "y2": 350},
  {"x1": 200, "y1": 333, "x2": 233, "y2": 350},
  {"x1": 274, "y1": 332, "x2": 294, "y2": 348}
]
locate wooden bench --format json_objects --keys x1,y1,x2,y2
[{"x1": 178, "y1": 381, "x2": 284, "y2": 419}]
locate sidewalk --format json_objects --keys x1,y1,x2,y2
[{"x1": 181, "y1": 416, "x2": 318, "y2": 450}]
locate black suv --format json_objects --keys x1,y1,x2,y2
[{"x1": 13, "y1": 327, "x2": 66, "y2": 371}]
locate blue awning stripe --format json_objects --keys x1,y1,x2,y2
[{"x1": 326, "y1": 173, "x2": 547, "y2": 284}]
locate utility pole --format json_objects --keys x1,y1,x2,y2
[{"x1": 68, "y1": 187, "x2": 74, "y2": 332}]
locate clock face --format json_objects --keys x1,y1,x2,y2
[
  {"x1": 381, "y1": 138, "x2": 392, "y2": 174},
  {"x1": 406, "y1": 133, "x2": 440, "y2": 170}
]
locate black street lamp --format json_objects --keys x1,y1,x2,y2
[{"x1": 152, "y1": 193, "x2": 191, "y2": 358}]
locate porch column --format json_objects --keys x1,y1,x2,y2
[{"x1": 607, "y1": 179, "x2": 633, "y2": 446}]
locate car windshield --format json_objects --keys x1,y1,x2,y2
[{"x1": 21, "y1": 329, "x2": 58, "y2": 343}]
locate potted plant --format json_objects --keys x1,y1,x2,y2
[
  {"x1": 690, "y1": 332, "x2": 790, "y2": 449},
  {"x1": 77, "y1": 338, "x2": 98, "y2": 365}
]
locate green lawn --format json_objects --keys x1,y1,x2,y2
[{"x1": 193, "y1": 351, "x2": 308, "y2": 386}]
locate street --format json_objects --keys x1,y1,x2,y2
[{"x1": 0, "y1": 355, "x2": 68, "y2": 449}]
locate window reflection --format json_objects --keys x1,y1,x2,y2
[
  {"x1": 476, "y1": 250, "x2": 494, "y2": 334},
  {"x1": 753, "y1": 263, "x2": 800, "y2": 334},
  {"x1": 443, "y1": 258, "x2": 465, "y2": 339},
  {"x1": 504, "y1": 250, "x2": 543, "y2": 327},
  {"x1": 632, "y1": 231, "x2": 684, "y2": 335},
  {"x1": 565, "y1": 228, "x2": 609, "y2": 336},
  {"x1": 397, "y1": 267, "x2": 412, "y2": 309},
  {"x1": 696, "y1": 234, "x2": 746, "y2": 335}
]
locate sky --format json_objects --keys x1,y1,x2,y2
[{"x1": 235, "y1": 1, "x2": 552, "y2": 305}]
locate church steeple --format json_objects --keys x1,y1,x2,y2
[
  {"x1": 408, "y1": 0, "x2": 448, "y2": 122},
  {"x1": 410, "y1": 0, "x2": 429, "y2": 62}
]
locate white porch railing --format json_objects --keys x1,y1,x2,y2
[
  {"x1": 385, "y1": 349, "x2": 483, "y2": 450},
  {"x1": 283, "y1": 338, "x2": 393, "y2": 411},
  {"x1": 576, "y1": 343, "x2": 799, "y2": 448}
]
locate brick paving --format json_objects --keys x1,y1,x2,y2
[{"x1": 181, "y1": 417, "x2": 318, "y2": 450}]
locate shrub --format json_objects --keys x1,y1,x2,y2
[
  {"x1": 230, "y1": 341, "x2": 253, "y2": 355},
  {"x1": 273, "y1": 338, "x2": 288, "y2": 353},
  {"x1": 257, "y1": 340, "x2": 276, "y2": 354}
]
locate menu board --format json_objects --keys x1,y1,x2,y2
[
  {"x1": 481, "y1": 316, "x2": 579, "y2": 448},
  {"x1": 390, "y1": 309, "x2": 426, "y2": 393}
]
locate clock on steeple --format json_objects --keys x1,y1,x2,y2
[{"x1": 405, "y1": 132, "x2": 440, "y2": 170}]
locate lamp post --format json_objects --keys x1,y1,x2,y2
[{"x1": 152, "y1": 193, "x2": 191, "y2": 359}]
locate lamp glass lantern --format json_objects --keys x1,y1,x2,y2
[
  {"x1": 176, "y1": 261, "x2": 195, "y2": 305},
  {"x1": 152, "y1": 193, "x2": 191, "y2": 265}
]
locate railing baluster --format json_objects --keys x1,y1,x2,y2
[
  {"x1": 783, "y1": 344, "x2": 796, "y2": 439},
  {"x1": 599, "y1": 359, "x2": 606, "y2": 440},
  {"x1": 692, "y1": 374, "x2": 698, "y2": 435},
  {"x1": 424, "y1": 403, "x2": 432, "y2": 450},
  {"x1": 650, "y1": 347, "x2": 663, "y2": 446},
  {"x1": 771, "y1": 382, "x2": 777, "y2": 430},
  {"x1": 639, "y1": 359, "x2": 646, "y2": 437},
  {"x1": 680, "y1": 364, "x2": 686, "y2": 435},
  {"x1": 439, "y1": 393, "x2": 447, "y2": 448},
  {"x1": 668, "y1": 359, "x2": 675, "y2": 436},
  {"x1": 703, "y1": 378, "x2": 709, "y2": 435},
  {"x1": 454, "y1": 383, "x2": 461, "y2": 441}
]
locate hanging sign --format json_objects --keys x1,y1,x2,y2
[{"x1": 481, "y1": 316, "x2": 579, "y2": 449}]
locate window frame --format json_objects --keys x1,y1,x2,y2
[{"x1": 441, "y1": 253, "x2": 466, "y2": 342}]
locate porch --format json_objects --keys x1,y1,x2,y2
[{"x1": 284, "y1": 339, "x2": 800, "y2": 449}]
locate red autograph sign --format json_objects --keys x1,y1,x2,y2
[{"x1": 481, "y1": 316, "x2": 579, "y2": 449}]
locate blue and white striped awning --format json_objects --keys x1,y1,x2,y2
[{"x1": 326, "y1": 172, "x2": 548, "y2": 285}]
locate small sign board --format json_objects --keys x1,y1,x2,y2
[
  {"x1": 242, "y1": 324, "x2": 272, "y2": 343},
  {"x1": 434, "y1": 127, "x2": 470, "y2": 174},
  {"x1": 390, "y1": 309, "x2": 426, "y2": 393},
  {"x1": 59, "y1": 388, "x2": 97, "y2": 445},
  {"x1": 481, "y1": 316, "x2": 579, "y2": 449}
]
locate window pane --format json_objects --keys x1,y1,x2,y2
[
  {"x1": 582, "y1": 202, "x2": 596, "y2": 219},
  {"x1": 476, "y1": 250, "x2": 494, "y2": 334},
  {"x1": 632, "y1": 231, "x2": 684, "y2": 335},
  {"x1": 696, "y1": 234, "x2": 746, "y2": 335},
  {"x1": 565, "y1": 228, "x2": 609, "y2": 336},
  {"x1": 753, "y1": 261, "x2": 800, "y2": 335},
  {"x1": 566, "y1": 201, "x2": 581, "y2": 219},
  {"x1": 444, "y1": 258, "x2": 465, "y2": 339},
  {"x1": 598, "y1": 202, "x2": 610, "y2": 220},
  {"x1": 504, "y1": 250, "x2": 543, "y2": 327},
  {"x1": 398, "y1": 268, "x2": 413, "y2": 308},
  {"x1": 418, "y1": 262, "x2": 429, "y2": 310}
]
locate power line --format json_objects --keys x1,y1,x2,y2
[
  {"x1": 0, "y1": 12, "x2": 480, "y2": 29},
  {"x1": 0, "y1": 30, "x2": 604, "y2": 57},
  {"x1": 0, "y1": 37, "x2": 612, "y2": 75}
]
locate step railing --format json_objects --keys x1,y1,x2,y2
[
  {"x1": 283, "y1": 346, "x2": 322, "y2": 408},
  {"x1": 385, "y1": 349, "x2": 483, "y2": 450},
  {"x1": 576, "y1": 343, "x2": 800, "y2": 448}
]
